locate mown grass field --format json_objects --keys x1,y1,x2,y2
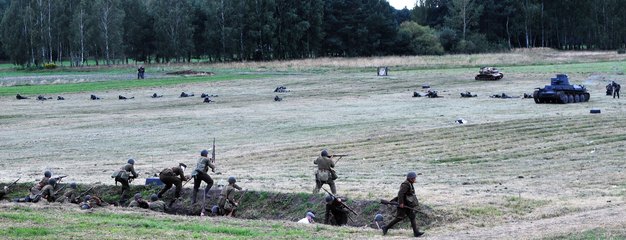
[{"x1": 0, "y1": 49, "x2": 625, "y2": 239}]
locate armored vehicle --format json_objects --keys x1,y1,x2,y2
[
  {"x1": 475, "y1": 67, "x2": 503, "y2": 80},
  {"x1": 533, "y1": 74, "x2": 590, "y2": 104}
]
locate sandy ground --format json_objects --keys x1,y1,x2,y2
[{"x1": 1, "y1": 56, "x2": 625, "y2": 238}]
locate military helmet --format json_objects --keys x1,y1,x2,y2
[
  {"x1": 44, "y1": 170, "x2": 52, "y2": 178},
  {"x1": 325, "y1": 195, "x2": 334, "y2": 203},
  {"x1": 134, "y1": 193, "x2": 142, "y2": 200},
  {"x1": 200, "y1": 149, "x2": 209, "y2": 157},
  {"x1": 70, "y1": 182, "x2": 77, "y2": 189},
  {"x1": 84, "y1": 195, "x2": 91, "y2": 201},
  {"x1": 150, "y1": 194, "x2": 158, "y2": 201},
  {"x1": 306, "y1": 211, "x2": 315, "y2": 218},
  {"x1": 321, "y1": 149, "x2": 329, "y2": 157},
  {"x1": 374, "y1": 213, "x2": 383, "y2": 222},
  {"x1": 228, "y1": 176, "x2": 236, "y2": 184},
  {"x1": 127, "y1": 158, "x2": 135, "y2": 165},
  {"x1": 407, "y1": 171, "x2": 417, "y2": 179},
  {"x1": 179, "y1": 163, "x2": 187, "y2": 169},
  {"x1": 211, "y1": 205, "x2": 220, "y2": 214},
  {"x1": 48, "y1": 178, "x2": 57, "y2": 185}
]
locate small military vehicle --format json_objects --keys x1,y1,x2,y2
[
  {"x1": 533, "y1": 74, "x2": 590, "y2": 104},
  {"x1": 475, "y1": 67, "x2": 503, "y2": 80}
]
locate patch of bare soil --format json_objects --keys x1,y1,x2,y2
[{"x1": 166, "y1": 70, "x2": 215, "y2": 76}]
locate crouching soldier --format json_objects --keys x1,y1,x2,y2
[
  {"x1": 111, "y1": 159, "x2": 138, "y2": 205},
  {"x1": 79, "y1": 195, "x2": 104, "y2": 209},
  {"x1": 218, "y1": 176, "x2": 243, "y2": 217},
  {"x1": 39, "y1": 178, "x2": 59, "y2": 202},
  {"x1": 15, "y1": 171, "x2": 52, "y2": 203},
  {"x1": 157, "y1": 163, "x2": 189, "y2": 200},
  {"x1": 56, "y1": 182, "x2": 78, "y2": 203},
  {"x1": 324, "y1": 195, "x2": 349, "y2": 226},
  {"x1": 128, "y1": 193, "x2": 149, "y2": 209}
]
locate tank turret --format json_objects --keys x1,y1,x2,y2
[{"x1": 533, "y1": 74, "x2": 590, "y2": 104}]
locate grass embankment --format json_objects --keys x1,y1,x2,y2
[
  {"x1": 0, "y1": 74, "x2": 266, "y2": 96},
  {"x1": 0, "y1": 204, "x2": 369, "y2": 239}
]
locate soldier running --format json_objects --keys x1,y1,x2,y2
[
  {"x1": 382, "y1": 171, "x2": 425, "y2": 237},
  {"x1": 111, "y1": 159, "x2": 138, "y2": 205},
  {"x1": 157, "y1": 163, "x2": 189, "y2": 200},
  {"x1": 191, "y1": 149, "x2": 216, "y2": 204},
  {"x1": 313, "y1": 149, "x2": 338, "y2": 194}
]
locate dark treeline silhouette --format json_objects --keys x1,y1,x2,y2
[{"x1": 0, "y1": 0, "x2": 624, "y2": 67}]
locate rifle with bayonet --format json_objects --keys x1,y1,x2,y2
[
  {"x1": 52, "y1": 175, "x2": 68, "y2": 181},
  {"x1": 321, "y1": 187, "x2": 358, "y2": 216},
  {"x1": 211, "y1": 138, "x2": 222, "y2": 174},
  {"x1": 228, "y1": 189, "x2": 248, "y2": 217},
  {"x1": 331, "y1": 154, "x2": 348, "y2": 165}
]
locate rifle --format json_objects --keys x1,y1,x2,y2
[
  {"x1": 52, "y1": 185, "x2": 67, "y2": 196},
  {"x1": 52, "y1": 175, "x2": 68, "y2": 182},
  {"x1": 331, "y1": 154, "x2": 348, "y2": 165},
  {"x1": 75, "y1": 186, "x2": 94, "y2": 202},
  {"x1": 321, "y1": 187, "x2": 358, "y2": 216},
  {"x1": 5, "y1": 177, "x2": 20, "y2": 190},
  {"x1": 228, "y1": 189, "x2": 248, "y2": 217},
  {"x1": 380, "y1": 199, "x2": 419, "y2": 212},
  {"x1": 211, "y1": 138, "x2": 222, "y2": 175}
]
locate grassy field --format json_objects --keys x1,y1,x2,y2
[{"x1": 1, "y1": 49, "x2": 625, "y2": 239}]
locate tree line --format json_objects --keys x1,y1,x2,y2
[{"x1": 0, "y1": 0, "x2": 624, "y2": 67}]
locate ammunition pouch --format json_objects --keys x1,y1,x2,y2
[{"x1": 406, "y1": 195, "x2": 419, "y2": 207}]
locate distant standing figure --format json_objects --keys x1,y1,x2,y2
[
  {"x1": 612, "y1": 81, "x2": 620, "y2": 99},
  {"x1": 138, "y1": 66, "x2": 145, "y2": 79}
]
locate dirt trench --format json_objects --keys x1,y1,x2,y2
[{"x1": 2, "y1": 182, "x2": 438, "y2": 228}]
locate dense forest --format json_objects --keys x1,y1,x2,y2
[{"x1": 0, "y1": 0, "x2": 624, "y2": 67}]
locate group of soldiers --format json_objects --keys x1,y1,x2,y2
[
  {"x1": 312, "y1": 149, "x2": 425, "y2": 237},
  {"x1": 1, "y1": 148, "x2": 425, "y2": 238},
  {"x1": 606, "y1": 81, "x2": 621, "y2": 99}
]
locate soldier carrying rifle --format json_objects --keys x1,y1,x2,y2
[
  {"x1": 322, "y1": 187, "x2": 357, "y2": 226},
  {"x1": 381, "y1": 171, "x2": 425, "y2": 237},
  {"x1": 313, "y1": 149, "x2": 347, "y2": 195}
]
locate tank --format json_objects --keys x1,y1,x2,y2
[
  {"x1": 533, "y1": 74, "x2": 590, "y2": 104},
  {"x1": 475, "y1": 67, "x2": 503, "y2": 80}
]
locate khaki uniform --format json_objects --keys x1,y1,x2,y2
[
  {"x1": 191, "y1": 157, "x2": 216, "y2": 203},
  {"x1": 313, "y1": 156, "x2": 336, "y2": 194},
  {"x1": 128, "y1": 199, "x2": 149, "y2": 209},
  {"x1": 112, "y1": 164, "x2": 138, "y2": 202},
  {"x1": 158, "y1": 166, "x2": 186, "y2": 198},
  {"x1": 40, "y1": 184, "x2": 56, "y2": 202},
  {"x1": 56, "y1": 189, "x2": 77, "y2": 203},
  {"x1": 383, "y1": 180, "x2": 421, "y2": 237},
  {"x1": 149, "y1": 200, "x2": 167, "y2": 212},
  {"x1": 218, "y1": 184, "x2": 242, "y2": 216}
]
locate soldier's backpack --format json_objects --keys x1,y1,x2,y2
[
  {"x1": 111, "y1": 169, "x2": 130, "y2": 180},
  {"x1": 316, "y1": 170, "x2": 331, "y2": 182}
]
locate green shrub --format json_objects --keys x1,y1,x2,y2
[{"x1": 44, "y1": 63, "x2": 57, "y2": 69}]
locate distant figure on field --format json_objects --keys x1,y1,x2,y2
[
  {"x1": 412, "y1": 92, "x2": 422, "y2": 97},
  {"x1": 180, "y1": 92, "x2": 194, "y2": 98},
  {"x1": 16, "y1": 94, "x2": 29, "y2": 100},
  {"x1": 137, "y1": 66, "x2": 145, "y2": 79},
  {"x1": 57, "y1": 96, "x2": 65, "y2": 100},
  {"x1": 460, "y1": 92, "x2": 477, "y2": 98},
  {"x1": 90, "y1": 94, "x2": 100, "y2": 100},
  {"x1": 274, "y1": 95, "x2": 283, "y2": 101},
  {"x1": 203, "y1": 97, "x2": 212, "y2": 103},
  {"x1": 152, "y1": 93, "x2": 163, "y2": 98},
  {"x1": 118, "y1": 95, "x2": 134, "y2": 100},
  {"x1": 611, "y1": 81, "x2": 620, "y2": 99}
]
